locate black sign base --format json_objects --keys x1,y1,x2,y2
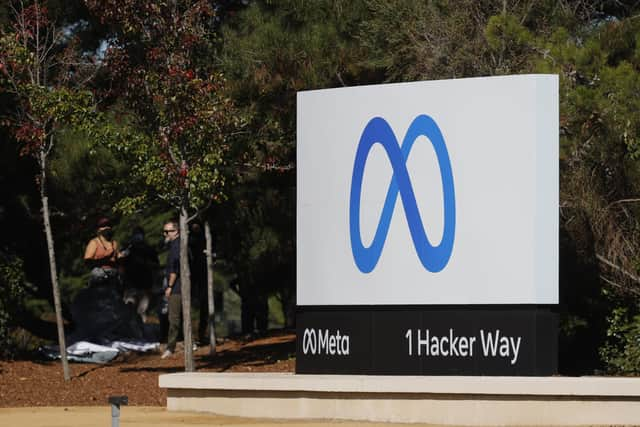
[{"x1": 296, "y1": 306, "x2": 557, "y2": 376}]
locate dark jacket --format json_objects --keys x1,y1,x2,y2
[{"x1": 165, "y1": 237, "x2": 181, "y2": 295}]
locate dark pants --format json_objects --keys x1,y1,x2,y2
[
  {"x1": 197, "y1": 282, "x2": 209, "y2": 343},
  {"x1": 167, "y1": 294, "x2": 182, "y2": 352},
  {"x1": 241, "y1": 290, "x2": 268, "y2": 334}
]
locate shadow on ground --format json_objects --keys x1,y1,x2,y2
[{"x1": 196, "y1": 333, "x2": 295, "y2": 372}]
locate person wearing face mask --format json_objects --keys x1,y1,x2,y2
[{"x1": 84, "y1": 217, "x2": 121, "y2": 286}]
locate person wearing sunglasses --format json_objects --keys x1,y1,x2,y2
[{"x1": 161, "y1": 220, "x2": 182, "y2": 359}]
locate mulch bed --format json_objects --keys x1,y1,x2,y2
[{"x1": 0, "y1": 331, "x2": 295, "y2": 407}]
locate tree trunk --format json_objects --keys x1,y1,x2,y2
[
  {"x1": 204, "y1": 220, "x2": 216, "y2": 355},
  {"x1": 179, "y1": 208, "x2": 194, "y2": 372},
  {"x1": 39, "y1": 150, "x2": 70, "y2": 381}
]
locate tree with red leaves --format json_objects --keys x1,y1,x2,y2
[
  {"x1": 0, "y1": 0, "x2": 97, "y2": 381},
  {"x1": 85, "y1": 0, "x2": 240, "y2": 371}
]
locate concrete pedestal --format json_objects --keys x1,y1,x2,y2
[{"x1": 159, "y1": 373, "x2": 640, "y2": 425}]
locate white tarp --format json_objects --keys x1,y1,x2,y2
[{"x1": 42, "y1": 340, "x2": 159, "y2": 364}]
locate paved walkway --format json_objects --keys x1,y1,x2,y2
[{"x1": 0, "y1": 407, "x2": 442, "y2": 426}]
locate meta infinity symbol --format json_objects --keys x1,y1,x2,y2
[{"x1": 349, "y1": 115, "x2": 456, "y2": 273}]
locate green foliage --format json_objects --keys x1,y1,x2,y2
[
  {"x1": 530, "y1": 12, "x2": 640, "y2": 374},
  {"x1": 213, "y1": 170, "x2": 295, "y2": 328},
  {"x1": 86, "y1": 0, "x2": 241, "y2": 216},
  {"x1": 0, "y1": 252, "x2": 27, "y2": 358},
  {"x1": 600, "y1": 307, "x2": 640, "y2": 374},
  {"x1": 484, "y1": 13, "x2": 535, "y2": 73},
  {"x1": 49, "y1": 127, "x2": 127, "y2": 211},
  {"x1": 359, "y1": 0, "x2": 570, "y2": 81},
  {"x1": 538, "y1": 17, "x2": 640, "y2": 262},
  {"x1": 485, "y1": 14, "x2": 533, "y2": 50},
  {"x1": 2, "y1": 0, "x2": 640, "y2": 369},
  {"x1": 0, "y1": 1, "x2": 97, "y2": 158},
  {"x1": 221, "y1": 0, "x2": 640, "y2": 364},
  {"x1": 50, "y1": 124, "x2": 173, "y2": 293},
  {"x1": 221, "y1": 0, "x2": 373, "y2": 172},
  {"x1": 219, "y1": 2, "x2": 374, "y2": 328},
  {"x1": 359, "y1": 0, "x2": 494, "y2": 80}
]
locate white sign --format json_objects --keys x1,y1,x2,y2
[{"x1": 297, "y1": 75, "x2": 558, "y2": 305}]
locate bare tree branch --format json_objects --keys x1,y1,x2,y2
[
  {"x1": 597, "y1": 253, "x2": 640, "y2": 284},
  {"x1": 600, "y1": 275, "x2": 640, "y2": 297},
  {"x1": 608, "y1": 198, "x2": 640, "y2": 208},
  {"x1": 187, "y1": 198, "x2": 212, "y2": 224}
]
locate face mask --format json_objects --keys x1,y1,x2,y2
[{"x1": 100, "y1": 229, "x2": 114, "y2": 241}]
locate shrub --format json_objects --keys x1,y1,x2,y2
[
  {"x1": 0, "y1": 252, "x2": 27, "y2": 358},
  {"x1": 600, "y1": 306, "x2": 640, "y2": 374}
]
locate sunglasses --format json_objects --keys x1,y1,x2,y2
[{"x1": 163, "y1": 229, "x2": 177, "y2": 234}]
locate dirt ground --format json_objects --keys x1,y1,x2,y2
[
  {"x1": 0, "y1": 330, "x2": 296, "y2": 407},
  {"x1": 0, "y1": 331, "x2": 446, "y2": 426}
]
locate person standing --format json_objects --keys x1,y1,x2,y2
[
  {"x1": 83, "y1": 217, "x2": 120, "y2": 287},
  {"x1": 188, "y1": 222, "x2": 208, "y2": 344},
  {"x1": 161, "y1": 220, "x2": 181, "y2": 359},
  {"x1": 121, "y1": 226, "x2": 159, "y2": 321}
]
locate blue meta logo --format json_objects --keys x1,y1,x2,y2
[{"x1": 349, "y1": 115, "x2": 456, "y2": 273}]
